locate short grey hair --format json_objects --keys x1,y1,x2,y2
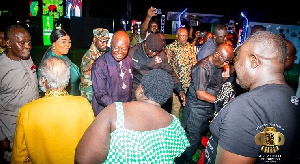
[{"x1": 38, "y1": 57, "x2": 70, "y2": 90}]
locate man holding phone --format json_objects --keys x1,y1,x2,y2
[{"x1": 139, "y1": 6, "x2": 160, "y2": 43}]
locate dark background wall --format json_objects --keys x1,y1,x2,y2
[{"x1": 68, "y1": 17, "x2": 113, "y2": 48}]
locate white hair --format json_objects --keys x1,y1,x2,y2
[{"x1": 38, "y1": 57, "x2": 70, "y2": 90}]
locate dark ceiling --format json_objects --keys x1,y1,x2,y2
[{"x1": 1, "y1": 0, "x2": 300, "y2": 26}]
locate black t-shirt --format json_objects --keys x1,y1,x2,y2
[{"x1": 206, "y1": 84, "x2": 299, "y2": 164}]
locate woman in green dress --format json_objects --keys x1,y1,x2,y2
[
  {"x1": 75, "y1": 69, "x2": 190, "y2": 163},
  {"x1": 39, "y1": 29, "x2": 80, "y2": 95}
]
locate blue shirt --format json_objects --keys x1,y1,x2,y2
[{"x1": 196, "y1": 38, "x2": 216, "y2": 61}]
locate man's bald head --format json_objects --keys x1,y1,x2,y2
[
  {"x1": 111, "y1": 31, "x2": 130, "y2": 45},
  {"x1": 284, "y1": 39, "x2": 297, "y2": 71},
  {"x1": 110, "y1": 31, "x2": 130, "y2": 62},
  {"x1": 211, "y1": 43, "x2": 234, "y2": 68}
]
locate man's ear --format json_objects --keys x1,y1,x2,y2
[
  {"x1": 41, "y1": 77, "x2": 46, "y2": 87},
  {"x1": 137, "y1": 84, "x2": 144, "y2": 96},
  {"x1": 92, "y1": 37, "x2": 97, "y2": 43},
  {"x1": 6, "y1": 40, "x2": 11, "y2": 49},
  {"x1": 250, "y1": 54, "x2": 259, "y2": 68}
]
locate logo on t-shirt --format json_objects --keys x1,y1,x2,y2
[
  {"x1": 291, "y1": 96, "x2": 299, "y2": 105},
  {"x1": 255, "y1": 127, "x2": 285, "y2": 153}
]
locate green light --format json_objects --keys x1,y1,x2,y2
[
  {"x1": 30, "y1": 1, "x2": 39, "y2": 17},
  {"x1": 42, "y1": 15, "x2": 53, "y2": 45}
]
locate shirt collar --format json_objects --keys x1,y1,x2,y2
[{"x1": 44, "y1": 90, "x2": 69, "y2": 97}]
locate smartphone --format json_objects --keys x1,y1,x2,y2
[{"x1": 153, "y1": 9, "x2": 162, "y2": 14}]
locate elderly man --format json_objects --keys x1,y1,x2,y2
[
  {"x1": 205, "y1": 31, "x2": 299, "y2": 164},
  {"x1": 176, "y1": 43, "x2": 234, "y2": 163},
  {"x1": 166, "y1": 27, "x2": 197, "y2": 118},
  {"x1": 11, "y1": 57, "x2": 94, "y2": 164},
  {"x1": 196, "y1": 24, "x2": 228, "y2": 61},
  {"x1": 80, "y1": 28, "x2": 110, "y2": 103},
  {"x1": 128, "y1": 33, "x2": 186, "y2": 113},
  {"x1": 91, "y1": 31, "x2": 133, "y2": 116},
  {"x1": 0, "y1": 25, "x2": 39, "y2": 162}
]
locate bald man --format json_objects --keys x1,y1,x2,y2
[
  {"x1": 91, "y1": 31, "x2": 133, "y2": 116},
  {"x1": 166, "y1": 27, "x2": 197, "y2": 118},
  {"x1": 177, "y1": 43, "x2": 234, "y2": 163},
  {"x1": 206, "y1": 31, "x2": 299, "y2": 164},
  {"x1": 284, "y1": 39, "x2": 297, "y2": 72}
]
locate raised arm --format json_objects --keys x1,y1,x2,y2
[{"x1": 140, "y1": 6, "x2": 157, "y2": 40}]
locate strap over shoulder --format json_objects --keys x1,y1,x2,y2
[{"x1": 115, "y1": 102, "x2": 125, "y2": 129}]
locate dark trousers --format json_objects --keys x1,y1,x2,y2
[{"x1": 175, "y1": 117, "x2": 210, "y2": 163}]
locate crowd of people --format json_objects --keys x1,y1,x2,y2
[{"x1": 0, "y1": 6, "x2": 299, "y2": 164}]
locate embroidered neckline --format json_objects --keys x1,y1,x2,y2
[
  {"x1": 45, "y1": 90, "x2": 69, "y2": 97},
  {"x1": 119, "y1": 61, "x2": 127, "y2": 89}
]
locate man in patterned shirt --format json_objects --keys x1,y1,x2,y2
[
  {"x1": 166, "y1": 27, "x2": 197, "y2": 118},
  {"x1": 80, "y1": 28, "x2": 110, "y2": 102}
]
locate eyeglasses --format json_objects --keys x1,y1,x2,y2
[{"x1": 215, "y1": 51, "x2": 231, "y2": 64}]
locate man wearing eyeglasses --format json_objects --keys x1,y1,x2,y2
[
  {"x1": 91, "y1": 31, "x2": 133, "y2": 116},
  {"x1": 176, "y1": 43, "x2": 233, "y2": 164},
  {"x1": 129, "y1": 33, "x2": 186, "y2": 113},
  {"x1": 80, "y1": 28, "x2": 110, "y2": 103}
]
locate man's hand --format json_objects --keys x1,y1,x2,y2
[
  {"x1": 179, "y1": 91, "x2": 186, "y2": 106},
  {"x1": 0, "y1": 137, "x2": 11, "y2": 152},
  {"x1": 147, "y1": 6, "x2": 158, "y2": 18}
]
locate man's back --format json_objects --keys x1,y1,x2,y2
[
  {"x1": 11, "y1": 95, "x2": 94, "y2": 164},
  {"x1": 207, "y1": 84, "x2": 298, "y2": 163}
]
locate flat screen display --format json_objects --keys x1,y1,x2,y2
[
  {"x1": 66, "y1": 0, "x2": 82, "y2": 18},
  {"x1": 42, "y1": 0, "x2": 63, "y2": 19}
]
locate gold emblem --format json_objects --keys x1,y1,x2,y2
[
  {"x1": 255, "y1": 127, "x2": 285, "y2": 153},
  {"x1": 155, "y1": 56, "x2": 162, "y2": 64}
]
